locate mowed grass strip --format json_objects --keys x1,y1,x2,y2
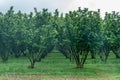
[{"x1": 0, "y1": 74, "x2": 118, "y2": 80}]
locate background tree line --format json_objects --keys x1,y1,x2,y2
[{"x1": 0, "y1": 6, "x2": 120, "y2": 69}]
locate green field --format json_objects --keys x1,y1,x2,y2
[{"x1": 0, "y1": 50, "x2": 120, "y2": 80}]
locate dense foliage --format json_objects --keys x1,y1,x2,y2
[{"x1": 0, "y1": 6, "x2": 120, "y2": 68}]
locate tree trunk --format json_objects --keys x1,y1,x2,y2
[
  {"x1": 30, "y1": 61, "x2": 35, "y2": 69},
  {"x1": 112, "y1": 50, "x2": 120, "y2": 59},
  {"x1": 91, "y1": 51, "x2": 96, "y2": 59},
  {"x1": 1, "y1": 52, "x2": 8, "y2": 62},
  {"x1": 76, "y1": 64, "x2": 84, "y2": 69},
  {"x1": 115, "y1": 54, "x2": 120, "y2": 59},
  {"x1": 28, "y1": 59, "x2": 36, "y2": 69},
  {"x1": 104, "y1": 51, "x2": 109, "y2": 62}
]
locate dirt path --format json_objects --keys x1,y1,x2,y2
[{"x1": 0, "y1": 74, "x2": 117, "y2": 80}]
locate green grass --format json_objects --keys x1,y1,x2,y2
[{"x1": 0, "y1": 50, "x2": 120, "y2": 80}]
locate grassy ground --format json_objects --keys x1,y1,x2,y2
[{"x1": 0, "y1": 50, "x2": 120, "y2": 80}]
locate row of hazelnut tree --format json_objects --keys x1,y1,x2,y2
[{"x1": 0, "y1": 7, "x2": 120, "y2": 68}]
